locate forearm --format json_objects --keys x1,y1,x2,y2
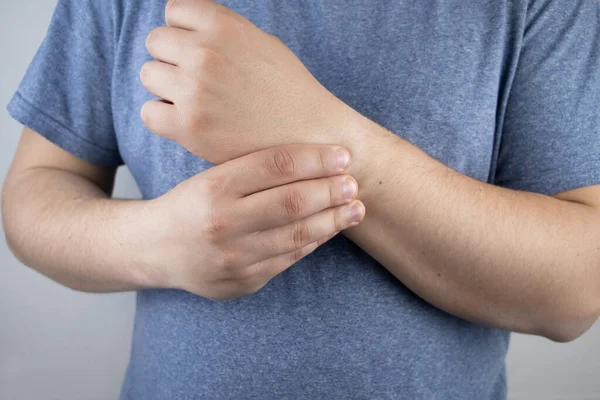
[
  {"x1": 2, "y1": 167, "x2": 163, "y2": 293},
  {"x1": 337, "y1": 111, "x2": 600, "y2": 341}
]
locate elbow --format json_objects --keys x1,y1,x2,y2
[
  {"x1": 542, "y1": 319, "x2": 596, "y2": 343},
  {"x1": 2, "y1": 184, "x2": 22, "y2": 261},
  {"x1": 538, "y1": 288, "x2": 600, "y2": 343},
  {"x1": 4, "y1": 228, "x2": 23, "y2": 264},
  {"x1": 4, "y1": 226, "x2": 90, "y2": 294},
  {"x1": 2, "y1": 179, "x2": 102, "y2": 294},
  {"x1": 2, "y1": 182, "x2": 29, "y2": 266},
  {"x1": 3, "y1": 213, "x2": 38, "y2": 276}
]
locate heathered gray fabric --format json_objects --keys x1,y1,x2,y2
[{"x1": 7, "y1": 0, "x2": 600, "y2": 399}]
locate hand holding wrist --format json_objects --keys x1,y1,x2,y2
[{"x1": 137, "y1": 144, "x2": 365, "y2": 299}]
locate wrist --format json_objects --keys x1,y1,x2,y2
[
  {"x1": 322, "y1": 102, "x2": 422, "y2": 203},
  {"x1": 326, "y1": 103, "x2": 393, "y2": 182},
  {"x1": 122, "y1": 197, "x2": 178, "y2": 291}
]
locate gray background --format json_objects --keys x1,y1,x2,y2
[{"x1": 1, "y1": 1, "x2": 599, "y2": 399}]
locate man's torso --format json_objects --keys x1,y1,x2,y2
[{"x1": 114, "y1": 1, "x2": 524, "y2": 398}]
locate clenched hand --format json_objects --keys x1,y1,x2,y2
[{"x1": 140, "y1": 0, "x2": 348, "y2": 164}]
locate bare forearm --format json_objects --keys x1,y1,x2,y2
[
  {"x1": 339, "y1": 113, "x2": 600, "y2": 341},
  {"x1": 2, "y1": 167, "x2": 161, "y2": 293}
]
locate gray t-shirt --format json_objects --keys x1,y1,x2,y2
[{"x1": 8, "y1": 0, "x2": 600, "y2": 399}]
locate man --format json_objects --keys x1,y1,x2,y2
[{"x1": 3, "y1": 0, "x2": 600, "y2": 398}]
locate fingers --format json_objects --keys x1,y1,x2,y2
[
  {"x1": 236, "y1": 174, "x2": 358, "y2": 232},
  {"x1": 165, "y1": 0, "x2": 243, "y2": 32},
  {"x1": 146, "y1": 26, "x2": 199, "y2": 66},
  {"x1": 140, "y1": 61, "x2": 182, "y2": 103},
  {"x1": 140, "y1": 100, "x2": 181, "y2": 139},
  {"x1": 140, "y1": 61, "x2": 185, "y2": 137},
  {"x1": 238, "y1": 231, "x2": 341, "y2": 292},
  {"x1": 213, "y1": 144, "x2": 352, "y2": 197},
  {"x1": 242, "y1": 199, "x2": 365, "y2": 265},
  {"x1": 165, "y1": 0, "x2": 218, "y2": 30}
]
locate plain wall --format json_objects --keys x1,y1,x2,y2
[{"x1": 1, "y1": 2, "x2": 599, "y2": 399}]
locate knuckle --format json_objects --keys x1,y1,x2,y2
[
  {"x1": 204, "y1": 12, "x2": 225, "y2": 35},
  {"x1": 181, "y1": 109, "x2": 210, "y2": 134},
  {"x1": 145, "y1": 28, "x2": 161, "y2": 51},
  {"x1": 191, "y1": 78, "x2": 210, "y2": 98},
  {"x1": 190, "y1": 46, "x2": 209, "y2": 69},
  {"x1": 140, "y1": 102, "x2": 169, "y2": 136},
  {"x1": 165, "y1": 0, "x2": 184, "y2": 16},
  {"x1": 333, "y1": 205, "x2": 347, "y2": 232},
  {"x1": 190, "y1": 48, "x2": 221, "y2": 74},
  {"x1": 289, "y1": 247, "x2": 306, "y2": 264},
  {"x1": 139, "y1": 62, "x2": 153, "y2": 85},
  {"x1": 290, "y1": 240, "x2": 319, "y2": 264},
  {"x1": 140, "y1": 102, "x2": 152, "y2": 126},
  {"x1": 291, "y1": 222, "x2": 311, "y2": 249},
  {"x1": 283, "y1": 189, "x2": 307, "y2": 218},
  {"x1": 265, "y1": 148, "x2": 296, "y2": 179},
  {"x1": 216, "y1": 250, "x2": 239, "y2": 271},
  {"x1": 231, "y1": 19, "x2": 249, "y2": 36},
  {"x1": 203, "y1": 210, "x2": 230, "y2": 238},
  {"x1": 213, "y1": 16, "x2": 246, "y2": 40},
  {"x1": 231, "y1": 266, "x2": 258, "y2": 282},
  {"x1": 318, "y1": 148, "x2": 328, "y2": 172},
  {"x1": 327, "y1": 180, "x2": 336, "y2": 207},
  {"x1": 199, "y1": 174, "x2": 227, "y2": 196}
]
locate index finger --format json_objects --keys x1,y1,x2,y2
[
  {"x1": 213, "y1": 144, "x2": 352, "y2": 197},
  {"x1": 165, "y1": 0, "x2": 241, "y2": 31}
]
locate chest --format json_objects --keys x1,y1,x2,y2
[{"x1": 112, "y1": 0, "x2": 522, "y2": 198}]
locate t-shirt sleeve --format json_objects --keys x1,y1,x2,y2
[
  {"x1": 6, "y1": 0, "x2": 123, "y2": 167},
  {"x1": 494, "y1": 0, "x2": 600, "y2": 195}
]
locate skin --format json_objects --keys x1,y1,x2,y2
[
  {"x1": 139, "y1": 0, "x2": 600, "y2": 342},
  {"x1": 3, "y1": 0, "x2": 599, "y2": 343},
  {"x1": 2, "y1": 130, "x2": 364, "y2": 300}
]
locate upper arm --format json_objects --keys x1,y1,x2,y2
[
  {"x1": 494, "y1": 0, "x2": 600, "y2": 196},
  {"x1": 6, "y1": 127, "x2": 117, "y2": 195},
  {"x1": 5, "y1": 0, "x2": 123, "y2": 194}
]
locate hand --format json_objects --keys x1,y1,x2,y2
[
  {"x1": 144, "y1": 144, "x2": 365, "y2": 300},
  {"x1": 140, "y1": 0, "x2": 348, "y2": 164}
]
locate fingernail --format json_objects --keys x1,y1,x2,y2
[
  {"x1": 336, "y1": 147, "x2": 351, "y2": 170},
  {"x1": 343, "y1": 177, "x2": 358, "y2": 200},
  {"x1": 348, "y1": 201, "x2": 364, "y2": 224}
]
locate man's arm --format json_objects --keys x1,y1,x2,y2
[
  {"x1": 2, "y1": 127, "x2": 160, "y2": 292},
  {"x1": 338, "y1": 112, "x2": 600, "y2": 343},
  {"x1": 141, "y1": 0, "x2": 600, "y2": 340},
  {"x1": 2, "y1": 128, "x2": 362, "y2": 299}
]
